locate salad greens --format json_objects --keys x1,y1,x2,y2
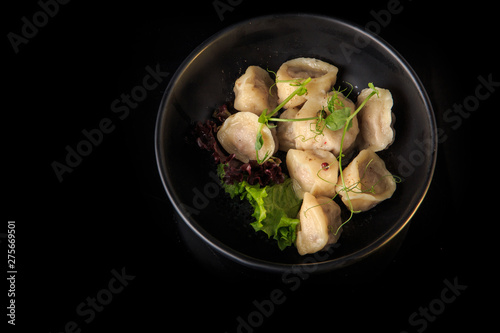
[{"x1": 218, "y1": 164, "x2": 302, "y2": 250}]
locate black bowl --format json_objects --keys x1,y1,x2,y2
[{"x1": 155, "y1": 14, "x2": 437, "y2": 278}]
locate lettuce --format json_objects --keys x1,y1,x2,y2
[{"x1": 218, "y1": 164, "x2": 302, "y2": 250}]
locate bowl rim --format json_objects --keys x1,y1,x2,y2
[{"x1": 154, "y1": 13, "x2": 438, "y2": 275}]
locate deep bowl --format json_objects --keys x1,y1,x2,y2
[{"x1": 155, "y1": 14, "x2": 437, "y2": 278}]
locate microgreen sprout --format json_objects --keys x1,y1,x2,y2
[
  {"x1": 255, "y1": 77, "x2": 312, "y2": 163},
  {"x1": 332, "y1": 83, "x2": 379, "y2": 234}
]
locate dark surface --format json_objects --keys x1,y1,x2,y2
[{"x1": 6, "y1": 1, "x2": 495, "y2": 332}]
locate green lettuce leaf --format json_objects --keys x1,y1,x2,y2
[{"x1": 218, "y1": 164, "x2": 302, "y2": 250}]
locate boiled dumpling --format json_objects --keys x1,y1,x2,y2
[
  {"x1": 316, "y1": 196, "x2": 343, "y2": 247},
  {"x1": 233, "y1": 66, "x2": 278, "y2": 116},
  {"x1": 217, "y1": 112, "x2": 277, "y2": 163},
  {"x1": 293, "y1": 92, "x2": 359, "y2": 156},
  {"x1": 296, "y1": 192, "x2": 342, "y2": 255},
  {"x1": 276, "y1": 58, "x2": 338, "y2": 108},
  {"x1": 337, "y1": 149, "x2": 396, "y2": 212},
  {"x1": 286, "y1": 149, "x2": 339, "y2": 199},
  {"x1": 276, "y1": 107, "x2": 298, "y2": 152},
  {"x1": 356, "y1": 87, "x2": 395, "y2": 152}
]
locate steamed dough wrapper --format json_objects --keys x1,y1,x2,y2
[
  {"x1": 338, "y1": 149, "x2": 396, "y2": 212},
  {"x1": 296, "y1": 193, "x2": 343, "y2": 256},
  {"x1": 286, "y1": 149, "x2": 339, "y2": 199},
  {"x1": 276, "y1": 107, "x2": 299, "y2": 152},
  {"x1": 276, "y1": 58, "x2": 338, "y2": 108},
  {"x1": 357, "y1": 87, "x2": 395, "y2": 152},
  {"x1": 293, "y1": 92, "x2": 359, "y2": 156},
  {"x1": 233, "y1": 66, "x2": 278, "y2": 116},
  {"x1": 217, "y1": 112, "x2": 277, "y2": 163}
]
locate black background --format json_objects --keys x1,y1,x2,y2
[{"x1": 5, "y1": 0, "x2": 496, "y2": 332}]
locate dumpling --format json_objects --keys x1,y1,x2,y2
[
  {"x1": 293, "y1": 92, "x2": 359, "y2": 156},
  {"x1": 276, "y1": 58, "x2": 338, "y2": 108},
  {"x1": 356, "y1": 87, "x2": 395, "y2": 152},
  {"x1": 276, "y1": 107, "x2": 298, "y2": 152},
  {"x1": 233, "y1": 66, "x2": 278, "y2": 116},
  {"x1": 316, "y1": 196, "x2": 343, "y2": 247},
  {"x1": 286, "y1": 149, "x2": 339, "y2": 199},
  {"x1": 337, "y1": 149, "x2": 396, "y2": 212},
  {"x1": 217, "y1": 112, "x2": 277, "y2": 163},
  {"x1": 296, "y1": 192, "x2": 342, "y2": 255}
]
